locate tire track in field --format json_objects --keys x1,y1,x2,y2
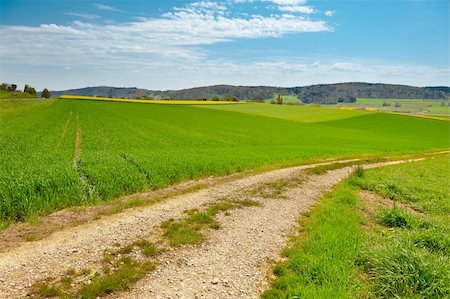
[
  {"x1": 73, "y1": 113, "x2": 95, "y2": 200},
  {"x1": 0, "y1": 157, "x2": 428, "y2": 298},
  {"x1": 120, "y1": 153, "x2": 153, "y2": 185},
  {"x1": 55, "y1": 111, "x2": 72, "y2": 149}
]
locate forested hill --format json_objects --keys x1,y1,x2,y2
[{"x1": 52, "y1": 82, "x2": 450, "y2": 104}]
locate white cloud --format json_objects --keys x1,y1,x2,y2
[
  {"x1": 270, "y1": 0, "x2": 307, "y2": 5},
  {"x1": 324, "y1": 10, "x2": 335, "y2": 17},
  {"x1": 4, "y1": 1, "x2": 444, "y2": 89},
  {"x1": 3, "y1": 58, "x2": 447, "y2": 91},
  {"x1": 278, "y1": 5, "x2": 314, "y2": 14},
  {"x1": 0, "y1": 6, "x2": 331, "y2": 69},
  {"x1": 93, "y1": 4, "x2": 122, "y2": 12},
  {"x1": 65, "y1": 12, "x2": 100, "y2": 20}
]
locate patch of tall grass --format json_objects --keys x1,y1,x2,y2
[
  {"x1": 264, "y1": 157, "x2": 450, "y2": 298},
  {"x1": 262, "y1": 185, "x2": 365, "y2": 298},
  {"x1": 354, "y1": 156, "x2": 450, "y2": 298}
]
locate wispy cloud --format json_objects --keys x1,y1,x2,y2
[
  {"x1": 65, "y1": 12, "x2": 100, "y2": 20},
  {"x1": 278, "y1": 5, "x2": 314, "y2": 14},
  {"x1": 324, "y1": 10, "x2": 335, "y2": 17},
  {"x1": 0, "y1": 2, "x2": 332, "y2": 68},
  {"x1": 269, "y1": 0, "x2": 307, "y2": 5},
  {"x1": 93, "y1": 3, "x2": 122, "y2": 12}
]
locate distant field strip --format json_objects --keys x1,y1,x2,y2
[
  {"x1": 389, "y1": 112, "x2": 449, "y2": 122},
  {"x1": 60, "y1": 95, "x2": 244, "y2": 105},
  {"x1": 197, "y1": 102, "x2": 370, "y2": 123},
  {"x1": 0, "y1": 99, "x2": 448, "y2": 225}
]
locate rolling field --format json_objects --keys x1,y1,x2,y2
[
  {"x1": 197, "y1": 102, "x2": 369, "y2": 123},
  {"x1": 60, "y1": 95, "x2": 243, "y2": 105},
  {"x1": 334, "y1": 98, "x2": 450, "y2": 115},
  {"x1": 0, "y1": 98, "x2": 55, "y2": 120},
  {"x1": 0, "y1": 99, "x2": 448, "y2": 226}
]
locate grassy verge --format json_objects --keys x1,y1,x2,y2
[
  {"x1": 264, "y1": 155, "x2": 450, "y2": 298},
  {"x1": 262, "y1": 184, "x2": 365, "y2": 298},
  {"x1": 353, "y1": 155, "x2": 450, "y2": 298}
]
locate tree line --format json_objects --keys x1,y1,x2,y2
[{"x1": 0, "y1": 83, "x2": 51, "y2": 98}]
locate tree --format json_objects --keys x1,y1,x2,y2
[
  {"x1": 211, "y1": 96, "x2": 220, "y2": 101},
  {"x1": 252, "y1": 94, "x2": 264, "y2": 103},
  {"x1": 42, "y1": 88, "x2": 51, "y2": 98},
  {"x1": 24, "y1": 84, "x2": 37, "y2": 96},
  {"x1": 223, "y1": 94, "x2": 238, "y2": 102},
  {"x1": 276, "y1": 94, "x2": 283, "y2": 105}
]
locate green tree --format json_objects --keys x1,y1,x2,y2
[
  {"x1": 24, "y1": 84, "x2": 37, "y2": 96},
  {"x1": 224, "y1": 94, "x2": 238, "y2": 102},
  {"x1": 276, "y1": 94, "x2": 283, "y2": 105},
  {"x1": 211, "y1": 96, "x2": 220, "y2": 101},
  {"x1": 42, "y1": 88, "x2": 51, "y2": 98},
  {"x1": 252, "y1": 94, "x2": 264, "y2": 103}
]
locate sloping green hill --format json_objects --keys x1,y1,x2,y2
[
  {"x1": 0, "y1": 90, "x2": 37, "y2": 99},
  {"x1": 197, "y1": 103, "x2": 369, "y2": 123},
  {"x1": 319, "y1": 113, "x2": 449, "y2": 144}
]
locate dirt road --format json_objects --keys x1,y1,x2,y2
[{"x1": 0, "y1": 158, "x2": 424, "y2": 298}]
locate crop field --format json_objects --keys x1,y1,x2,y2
[
  {"x1": 265, "y1": 155, "x2": 450, "y2": 298},
  {"x1": 0, "y1": 98, "x2": 55, "y2": 120},
  {"x1": 0, "y1": 99, "x2": 448, "y2": 226},
  {"x1": 332, "y1": 98, "x2": 450, "y2": 116},
  {"x1": 197, "y1": 102, "x2": 370, "y2": 123},
  {"x1": 60, "y1": 95, "x2": 243, "y2": 105},
  {"x1": 0, "y1": 90, "x2": 37, "y2": 100}
]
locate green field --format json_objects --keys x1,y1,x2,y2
[
  {"x1": 0, "y1": 89, "x2": 37, "y2": 100},
  {"x1": 265, "y1": 156, "x2": 450, "y2": 298},
  {"x1": 0, "y1": 98, "x2": 55, "y2": 120},
  {"x1": 265, "y1": 95, "x2": 301, "y2": 104},
  {"x1": 333, "y1": 98, "x2": 450, "y2": 115},
  {"x1": 0, "y1": 99, "x2": 448, "y2": 225},
  {"x1": 198, "y1": 102, "x2": 369, "y2": 123}
]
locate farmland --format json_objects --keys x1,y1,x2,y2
[
  {"x1": 200, "y1": 98, "x2": 450, "y2": 122},
  {"x1": 331, "y1": 98, "x2": 450, "y2": 120},
  {"x1": 0, "y1": 98, "x2": 448, "y2": 226}
]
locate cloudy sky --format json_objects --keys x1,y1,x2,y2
[{"x1": 0, "y1": 0, "x2": 448, "y2": 90}]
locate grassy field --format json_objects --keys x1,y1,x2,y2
[
  {"x1": 0, "y1": 98, "x2": 55, "y2": 120},
  {"x1": 0, "y1": 99, "x2": 448, "y2": 226},
  {"x1": 333, "y1": 98, "x2": 450, "y2": 115},
  {"x1": 60, "y1": 95, "x2": 243, "y2": 105},
  {"x1": 265, "y1": 95, "x2": 301, "y2": 104},
  {"x1": 264, "y1": 156, "x2": 450, "y2": 298},
  {"x1": 198, "y1": 102, "x2": 369, "y2": 123},
  {"x1": 0, "y1": 89, "x2": 37, "y2": 100}
]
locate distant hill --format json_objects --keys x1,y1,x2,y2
[{"x1": 52, "y1": 83, "x2": 449, "y2": 104}]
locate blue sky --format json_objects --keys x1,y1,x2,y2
[{"x1": 0, "y1": 0, "x2": 448, "y2": 90}]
